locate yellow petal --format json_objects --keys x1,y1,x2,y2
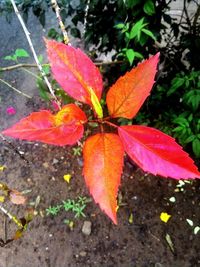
[
  {"x1": 63, "y1": 174, "x2": 72, "y2": 183},
  {"x1": 160, "y1": 212, "x2": 171, "y2": 223},
  {"x1": 0, "y1": 166, "x2": 6, "y2": 171},
  {"x1": 0, "y1": 196, "x2": 5, "y2": 202}
]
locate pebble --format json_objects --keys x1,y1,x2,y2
[
  {"x1": 77, "y1": 158, "x2": 83, "y2": 167},
  {"x1": 52, "y1": 158, "x2": 59, "y2": 165},
  {"x1": 82, "y1": 221, "x2": 92, "y2": 236},
  {"x1": 43, "y1": 162, "x2": 49, "y2": 168},
  {"x1": 79, "y1": 251, "x2": 87, "y2": 257}
]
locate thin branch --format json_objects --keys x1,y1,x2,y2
[
  {"x1": 10, "y1": 0, "x2": 60, "y2": 108},
  {"x1": 193, "y1": 4, "x2": 200, "y2": 29},
  {"x1": 0, "y1": 205, "x2": 23, "y2": 228},
  {"x1": 83, "y1": 0, "x2": 91, "y2": 36},
  {"x1": 51, "y1": 0, "x2": 70, "y2": 45},
  {"x1": 95, "y1": 60, "x2": 125, "y2": 66},
  {"x1": 183, "y1": 0, "x2": 192, "y2": 30},
  {"x1": 0, "y1": 60, "x2": 125, "y2": 72},
  {"x1": 0, "y1": 63, "x2": 38, "y2": 71},
  {"x1": 0, "y1": 78, "x2": 31, "y2": 98}
]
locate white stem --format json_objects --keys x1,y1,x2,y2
[
  {"x1": 10, "y1": 0, "x2": 60, "y2": 108},
  {"x1": 0, "y1": 205, "x2": 13, "y2": 221}
]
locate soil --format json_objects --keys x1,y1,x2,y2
[{"x1": 0, "y1": 10, "x2": 200, "y2": 267}]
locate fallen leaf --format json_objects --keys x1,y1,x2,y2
[
  {"x1": 9, "y1": 190, "x2": 26, "y2": 205},
  {"x1": 186, "y1": 218, "x2": 194, "y2": 227},
  {"x1": 165, "y1": 233, "x2": 174, "y2": 253},
  {"x1": 194, "y1": 226, "x2": 200, "y2": 235}
]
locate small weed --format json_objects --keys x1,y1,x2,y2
[
  {"x1": 72, "y1": 146, "x2": 82, "y2": 156},
  {"x1": 46, "y1": 196, "x2": 90, "y2": 218},
  {"x1": 46, "y1": 205, "x2": 62, "y2": 216}
]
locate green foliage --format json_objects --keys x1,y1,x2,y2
[
  {"x1": 46, "y1": 196, "x2": 91, "y2": 218},
  {"x1": 4, "y1": 48, "x2": 29, "y2": 61},
  {"x1": 137, "y1": 70, "x2": 200, "y2": 158},
  {"x1": 46, "y1": 204, "x2": 62, "y2": 216},
  {"x1": 115, "y1": 17, "x2": 155, "y2": 65}
]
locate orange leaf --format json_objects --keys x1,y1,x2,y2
[
  {"x1": 2, "y1": 104, "x2": 87, "y2": 146},
  {"x1": 106, "y1": 53, "x2": 159, "y2": 119},
  {"x1": 83, "y1": 133, "x2": 124, "y2": 224},
  {"x1": 45, "y1": 39, "x2": 103, "y2": 106}
]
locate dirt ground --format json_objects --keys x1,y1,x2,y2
[
  {"x1": 0, "y1": 129, "x2": 200, "y2": 267},
  {"x1": 0, "y1": 10, "x2": 200, "y2": 267}
]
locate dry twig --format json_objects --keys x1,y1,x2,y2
[{"x1": 51, "y1": 0, "x2": 70, "y2": 45}]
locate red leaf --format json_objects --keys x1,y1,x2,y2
[
  {"x1": 45, "y1": 39, "x2": 103, "y2": 105},
  {"x1": 106, "y1": 53, "x2": 159, "y2": 119},
  {"x1": 118, "y1": 125, "x2": 200, "y2": 179},
  {"x1": 2, "y1": 104, "x2": 87, "y2": 146},
  {"x1": 83, "y1": 133, "x2": 124, "y2": 224}
]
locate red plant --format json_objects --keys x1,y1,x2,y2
[{"x1": 2, "y1": 40, "x2": 200, "y2": 224}]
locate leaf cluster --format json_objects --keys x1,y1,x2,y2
[{"x1": 2, "y1": 40, "x2": 200, "y2": 224}]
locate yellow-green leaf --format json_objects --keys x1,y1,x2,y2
[{"x1": 88, "y1": 87, "x2": 103, "y2": 118}]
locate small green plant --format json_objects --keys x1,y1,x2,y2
[
  {"x1": 46, "y1": 196, "x2": 90, "y2": 218},
  {"x1": 136, "y1": 70, "x2": 200, "y2": 158},
  {"x1": 46, "y1": 204, "x2": 62, "y2": 216},
  {"x1": 72, "y1": 146, "x2": 82, "y2": 156},
  {"x1": 115, "y1": 17, "x2": 156, "y2": 65},
  {"x1": 4, "y1": 48, "x2": 30, "y2": 61}
]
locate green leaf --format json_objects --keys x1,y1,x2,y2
[
  {"x1": 129, "y1": 18, "x2": 145, "y2": 40},
  {"x1": 185, "y1": 135, "x2": 195, "y2": 144},
  {"x1": 42, "y1": 65, "x2": 50, "y2": 75},
  {"x1": 36, "y1": 78, "x2": 50, "y2": 101},
  {"x1": 15, "y1": 49, "x2": 29, "y2": 58},
  {"x1": 4, "y1": 55, "x2": 17, "y2": 61},
  {"x1": 126, "y1": 49, "x2": 135, "y2": 65},
  {"x1": 134, "y1": 52, "x2": 143, "y2": 59},
  {"x1": 126, "y1": 0, "x2": 140, "y2": 8},
  {"x1": 38, "y1": 55, "x2": 43, "y2": 64},
  {"x1": 115, "y1": 23, "x2": 125, "y2": 29},
  {"x1": 167, "y1": 77, "x2": 185, "y2": 96},
  {"x1": 192, "y1": 138, "x2": 200, "y2": 158},
  {"x1": 143, "y1": 0, "x2": 155, "y2": 16},
  {"x1": 142, "y1": 28, "x2": 156, "y2": 40}
]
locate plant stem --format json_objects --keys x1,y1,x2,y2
[
  {"x1": 103, "y1": 121, "x2": 118, "y2": 129},
  {"x1": 0, "y1": 63, "x2": 38, "y2": 71},
  {"x1": 0, "y1": 61, "x2": 124, "y2": 72},
  {"x1": 10, "y1": 0, "x2": 60, "y2": 108},
  {"x1": 0, "y1": 78, "x2": 31, "y2": 98},
  {"x1": 51, "y1": 0, "x2": 70, "y2": 45},
  {"x1": 22, "y1": 67, "x2": 41, "y2": 80}
]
